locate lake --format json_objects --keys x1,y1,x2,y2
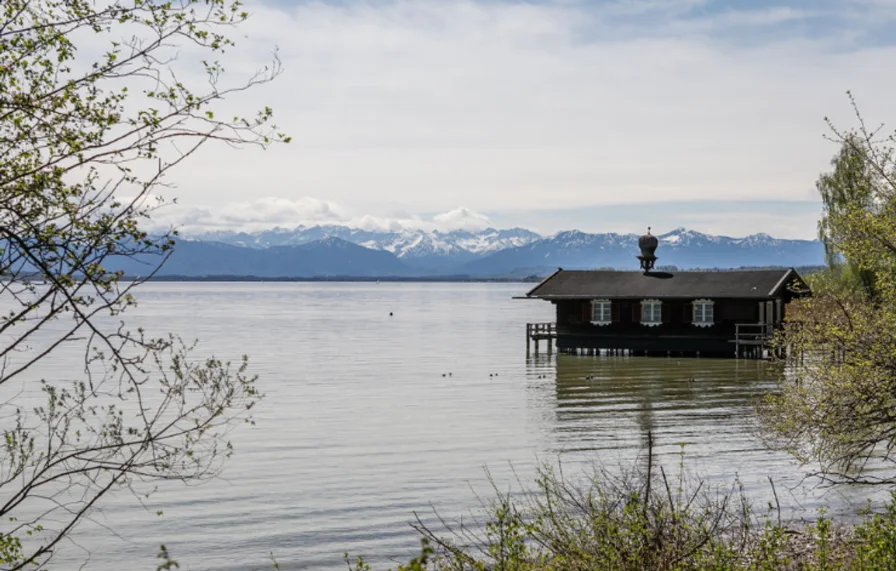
[{"x1": 4, "y1": 282, "x2": 870, "y2": 570}]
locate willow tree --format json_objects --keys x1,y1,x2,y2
[
  {"x1": 762, "y1": 94, "x2": 896, "y2": 485},
  {"x1": 0, "y1": 0, "x2": 287, "y2": 567}
]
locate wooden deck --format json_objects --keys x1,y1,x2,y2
[{"x1": 526, "y1": 322, "x2": 556, "y2": 354}]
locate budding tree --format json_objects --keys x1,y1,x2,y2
[
  {"x1": 0, "y1": 0, "x2": 288, "y2": 566},
  {"x1": 762, "y1": 94, "x2": 896, "y2": 485}
]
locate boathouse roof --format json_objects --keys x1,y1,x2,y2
[{"x1": 525, "y1": 268, "x2": 805, "y2": 300}]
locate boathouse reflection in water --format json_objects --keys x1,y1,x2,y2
[{"x1": 531, "y1": 354, "x2": 777, "y2": 465}]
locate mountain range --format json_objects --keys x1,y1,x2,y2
[
  {"x1": 107, "y1": 225, "x2": 825, "y2": 279},
  {"x1": 193, "y1": 226, "x2": 542, "y2": 271}
]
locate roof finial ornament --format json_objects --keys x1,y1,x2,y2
[{"x1": 637, "y1": 226, "x2": 659, "y2": 274}]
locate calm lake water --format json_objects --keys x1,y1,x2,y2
[{"x1": 6, "y1": 283, "x2": 875, "y2": 570}]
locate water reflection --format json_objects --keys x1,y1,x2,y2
[
  {"x1": 549, "y1": 355, "x2": 772, "y2": 451},
  {"x1": 528, "y1": 355, "x2": 788, "y2": 494},
  {"x1": 521, "y1": 354, "x2": 889, "y2": 519}
]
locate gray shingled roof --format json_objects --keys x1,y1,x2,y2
[{"x1": 526, "y1": 269, "x2": 798, "y2": 300}]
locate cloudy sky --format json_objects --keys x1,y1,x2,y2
[{"x1": 151, "y1": 0, "x2": 896, "y2": 238}]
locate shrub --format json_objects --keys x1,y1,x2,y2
[{"x1": 347, "y1": 441, "x2": 896, "y2": 571}]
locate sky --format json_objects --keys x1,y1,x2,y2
[{"x1": 141, "y1": 0, "x2": 896, "y2": 238}]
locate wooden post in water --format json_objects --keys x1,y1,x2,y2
[
  {"x1": 734, "y1": 323, "x2": 740, "y2": 359},
  {"x1": 526, "y1": 323, "x2": 530, "y2": 355}
]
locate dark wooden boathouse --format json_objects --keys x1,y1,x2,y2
[{"x1": 522, "y1": 230, "x2": 810, "y2": 359}]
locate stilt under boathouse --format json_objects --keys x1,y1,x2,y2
[{"x1": 520, "y1": 228, "x2": 811, "y2": 359}]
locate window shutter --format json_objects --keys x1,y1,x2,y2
[
  {"x1": 582, "y1": 302, "x2": 590, "y2": 322},
  {"x1": 611, "y1": 301, "x2": 619, "y2": 323},
  {"x1": 632, "y1": 303, "x2": 641, "y2": 322},
  {"x1": 712, "y1": 302, "x2": 720, "y2": 323},
  {"x1": 683, "y1": 302, "x2": 692, "y2": 323},
  {"x1": 661, "y1": 303, "x2": 670, "y2": 324}
]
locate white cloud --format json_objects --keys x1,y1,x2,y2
[
  {"x1": 349, "y1": 214, "x2": 414, "y2": 232},
  {"x1": 432, "y1": 207, "x2": 491, "y2": 231},
  {"x1": 149, "y1": 196, "x2": 347, "y2": 232},
  {"x1": 154, "y1": 195, "x2": 498, "y2": 234},
  {"x1": 116, "y1": 0, "x2": 896, "y2": 238},
  {"x1": 218, "y1": 197, "x2": 346, "y2": 226}
]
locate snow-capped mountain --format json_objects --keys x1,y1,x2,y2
[
  {"x1": 188, "y1": 225, "x2": 543, "y2": 271},
  {"x1": 170, "y1": 225, "x2": 824, "y2": 278},
  {"x1": 459, "y1": 227, "x2": 824, "y2": 276},
  {"x1": 446, "y1": 228, "x2": 545, "y2": 254}
]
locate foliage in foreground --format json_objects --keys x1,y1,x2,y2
[
  {"x1": 347, "y1": 448, "x2": 896, "y2": 571},
  {"x1": 1, "y1": 0, "x2": 286, "y2": 567},
  {"x1": 762, "y1": 95, "x2": 896, "y2": 485}
]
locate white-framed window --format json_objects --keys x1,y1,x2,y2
[
  {"x1": 693, "y1": 298, "x2": 714, "y2": 327},
  {"x1": 641, "y1": 299, "x2": 662, "y2": 326},
  {"x1": 591, "y1": 299, "x2": 612, "y2": 326}
]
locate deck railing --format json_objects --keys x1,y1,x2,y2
[
  {"x1": 734, "y1": 323, "x2": 771, "y2": 343},
  {"x1": 526, "y1": 322, "x2": 556, "y2": 354},
  {"x1": 733, "y1": 322, "x2": 774, "y2": 358},
  {"x1": 526, "y1": 322, "x2": 556, "y2": 339}
]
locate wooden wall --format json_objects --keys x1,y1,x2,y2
[{"x1": 555, "y1": 298, "x2": 764, "y2": 329}]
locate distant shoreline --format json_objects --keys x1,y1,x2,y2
[
  {"x1": 10, "y1": 266, "x2": 825, "y2": 284},
  {"x1": 137, "y1": 275, "x2": 544, "y2": 283},
  {"x1": 123, "y1": 265, "x2": 826, "y2": 284},
  {"x1": 129, "y1": 267, "x2": 827, "y2": 283}
]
